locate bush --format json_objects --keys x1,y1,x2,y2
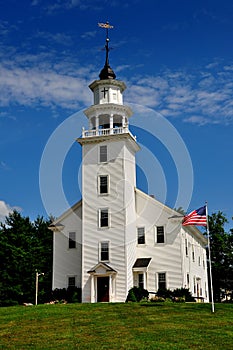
[
  {"x1": 126, "y1": 287, "x2": 149, "y2": 302},
  {"x1": 50, "y1": 287, "x2": 81, "y2": 303},
  {"x1": 153, "y1": 288, "x2": 194, "y2": 303},
  {"x1": 156, "y1": 288, "x2": 173, "y2": 299},
  {"x1": 172, "y1": 288, "x2": 194, "y2": 302}
]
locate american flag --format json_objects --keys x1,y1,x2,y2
[{"x1": 182, "y1": 205, "x2": 207, "y2": 226}]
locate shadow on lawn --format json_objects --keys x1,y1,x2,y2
[{"x1": 140, "y1": 303, "x2": 165, "y2": 307}]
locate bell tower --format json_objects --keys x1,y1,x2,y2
[{"x1": 78, "y1": 22, "x2": 140, "y2": 302}]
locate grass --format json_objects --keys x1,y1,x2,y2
[{"x1": 0, "y1": 302, "x2": 233, "y2": 349}]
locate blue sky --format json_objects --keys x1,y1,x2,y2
[{"x1": 0, "y1": 0, "x2": 233, "y2": 230}]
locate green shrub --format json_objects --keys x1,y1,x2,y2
[
  {"x1": 155, "y1": 288, "x2": 194, "y2": 302},
  {"x1": 126, "y1": 287, "x2": 149, "y2": 302},
  {"x1": 172, "y1": 288, "x2": 194, "y2": 302},
  {"x1": 51, "y1": 287, "x2": 81, "y2": 303}
]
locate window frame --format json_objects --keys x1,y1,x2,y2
[
  {"x1": 155, "y1": 226, "x2": 165, "y2": 244},
  {"x1": 137, "y1": 227, "x2": 145, "y2": 245},
  {"x1": 158, "y1": 272, "x2": 167, "y2": 290},
  {"x1": 187, "y1": 273, "x2": 190, "y2": 287},
  {"x1": 99, "y1": 208, "x2": 109, "y2": 228},
  {"x1": 100, "y1": 241, "x2": 110, "y2": 262},
  {"x1": 138, "y1": 273, "x2": 144, "y2": 289},
  {"x1": 99, "y1": 145, "x2": 107, "y2": 163},
  {"x1": 185, "y1": 238, "x2": 188, "y2": 256},
  {"x1": 68, "y1": 276, "x2": 76, "y2": 288},
  {"x1": 192, "y1": 244, "x2": 195, "y2": 262},
  {"x1": 98, "y1": 175, "x2": 109, "y2": 195},
  {"x1": 68, "y1": 232, "x2": 76, "y2": 249}
]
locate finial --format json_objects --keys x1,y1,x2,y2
[{"x1": 98, "y1": 21, "x2": 116, "y2": 80}]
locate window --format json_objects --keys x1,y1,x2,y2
[
  {"x1": 158, "y1": 273, "x2": 166, "y2": 290},
  {"x1": 99, "y1": 145, "x2": 107, "y2": 162},
  {"x1": 99, "y1": 209, "x2": 109, "y2": 227},
  {"x1": 99, "y1": 175, "x2": 108, "y2": 194},
  {"x1": 100, "y1": 241, "x2": 109, "y2": 261},
  {"x1": 137, "y1": 227, "x2": 145, "y2": 244},
  {"x1": 192, "y1": 244, "x2": 195, "y2": 262},
  {"x1": 185, "y1": 239, "x2": 188, "y2": 256},
  {"x1": 187, "y1": 273, "x2": 190, "y2": 287},
  {"x1": 156, "y1": 226, "x2": 165, "y2": 243},
  {"x1": 68, "y1": 276, "x2": 76, "y2": 287},
  {"x1": 69, "y1": 232, "x2": 76, "y2": 249},
  {"x1": 138, "y1": 274, "x2": 144, "y2": 289}
]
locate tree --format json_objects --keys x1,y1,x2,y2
[
  {"x1": 0, "y1": 211, "x2": 53, "y2": 306},
  {"x1": 206, "y1": 212, "x2": 233, "y2": 302}
]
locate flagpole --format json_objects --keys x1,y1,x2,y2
[{"x1": 206, "y1": 202, "x2": 215, "y2": 313}]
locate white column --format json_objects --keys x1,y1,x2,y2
[
  {"x1": 143, "y1": 272, "x2": 147, "y2": 290},
  {"x1": 96, "y1": 115, "x2": 99, "y2": 135},
  {"x1": 109, "y1": 275, "x2": 112, "y2": 302},
  {"x1": 122, "y1": 115, "x2": 126, "y2": 128},
  {"x1": 90, "y1": 275, "x2": 95, "y2": 303},
  {"x1": 110, "y1": 114, "x2": 113, "y2": 134}
]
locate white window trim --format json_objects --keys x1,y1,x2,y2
[
  {"x1": 99, "y1": 145, "x2": 108, "y2": 163},
  {"x1": 98, "y1": 174, "x2": 110, "y2": 196},
  {"x1": 154, "y1": 225, "x2": 166, "y2": 244},
  {"x1": 157, "y1": 272, "x2": 167, "y2": 290},
  {"x1": 98, "y1": 208, "x2": 110, "y2": 228},
  {"x1": 68, "y1": 231, "x2": 76, "y2": 249},
  {"x1": 137, "y1": 227, "x2": 145, "y2": 245},
  {"x1": 99, "y1": 241, "x2": 110, "y2": 262},
  {"x1": 185, "y1": 238, "x2": 189, "y2": 256}
]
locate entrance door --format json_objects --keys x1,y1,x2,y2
[{"x1": 97, "y1": 276, "x2": 109, "y2": 302}]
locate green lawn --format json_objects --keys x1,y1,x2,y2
[{"x1": 0, "y1": 302, "x2": 232, "y2": 349}]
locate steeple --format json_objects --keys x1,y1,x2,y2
[
  {"x1": 79, "y1": 21, "x2": 137, "y2": 144},
  {"x1": 98, "y1": 22, "x2": 116, "y2": 80}
]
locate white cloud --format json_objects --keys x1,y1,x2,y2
[
  {"x1": 81, "y1": 31, "x2": 97, "y2": 39},
  {"x1": 0, "y1": 200, "x2": 21, "y2": 223},
  {"x1": 0, "y1": 45, "x2": 233, "y2": 126},
  {"x1": 35, "y1": 31, "x2": 73, "y2": 46},
  {"x1": 0, "y1": 57, "x2": 93, "y2": 111},
  {"x1": 124, "y1": 63, "x2": 233, "y2": 125}
]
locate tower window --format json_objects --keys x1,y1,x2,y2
[
  {"x1": 99, "y1": 145, "x2": 107, "y2": 162},
  {"x1": 99, "y1": 209, "x2": 109, "y2": 228},
  {"x1": 137, "y1": 227, "x2": 145, "y2": 244},
  {"x1": 156, "y1": 226, "x2": 165, "y2": 243},
  {"x1": 68, "y1": 232, "x2": 76, "y2": 249},
  {"x1": 100, "y1": 241, "x2": 109, "y2": 261},
  {"x1": 99, "y1": 175, "x2": 108, "y2": 194}
]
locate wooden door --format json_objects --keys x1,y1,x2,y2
[{"x1": 97, "y1": 277, "x2": 109, "y2": 302}]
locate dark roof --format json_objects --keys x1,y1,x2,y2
[
  {"x1": 133, "y1": 258, "x2": 152, "y2": 268},
  {"x1": 99, "y1": 63, "x2": 116, "y2": 80}
]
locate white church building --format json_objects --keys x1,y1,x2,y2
[{"x1": 50, "y1": 27, "x2": 209, "y2": 303}]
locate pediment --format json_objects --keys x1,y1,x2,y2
[{"x1": 87, "y1": 262, "x2": 117, "y2": 275}]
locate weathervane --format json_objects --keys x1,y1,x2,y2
[{"x1": 98, "y1": 21, "x2": 114, "y2": 68}]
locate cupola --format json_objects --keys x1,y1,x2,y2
[{"x1": 80, "y1": 22, "x2": 135, "y2": 141}]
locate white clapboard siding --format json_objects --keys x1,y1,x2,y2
[{"x1": 52, "y1": 202, "x2": 82, "y2": 289}]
